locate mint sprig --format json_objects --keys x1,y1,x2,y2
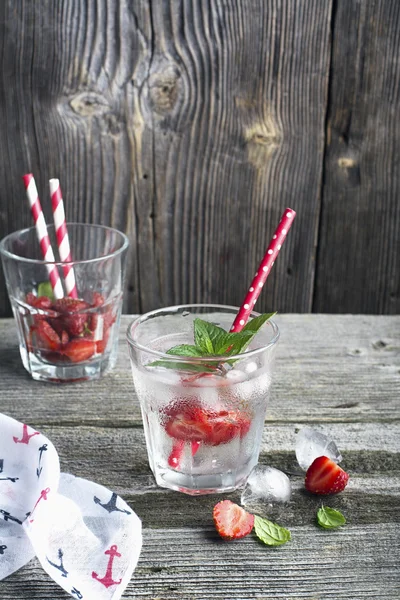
[
  {"x1": 254, "y1": 516, "x2": 291, "y2": 546},
  {"x1": 317, "y1": 506, "x2": 346, "y2": 529},
  {"x1": 148, "y1": 312, "x2": 276, "y2": 372},
  {"x1": 37, "y1": 281, "x2": 55, "y2": 300}
]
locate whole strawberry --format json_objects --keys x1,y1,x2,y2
[
  {"x1": 305, "y1": 456, "x2": 349, "y2": 495},
  {"x1": 213, "y1": 500, "x2": 254, "y2": 540}
]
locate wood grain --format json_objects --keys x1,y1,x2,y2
[
  {"x1": 314, "y1": 0, "x2": 400, "y2": 314},
  {"x1": 0, "y1": 314, "x2": 399, "y2": 599},
  {"x1": 0, "y1": 0, "x2": 332, "y2": 317}
]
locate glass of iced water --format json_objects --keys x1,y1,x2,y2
[{"x1": 127, "y1": 304, "x2": 279, "y2": 495}]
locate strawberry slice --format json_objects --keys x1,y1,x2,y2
[
  {"x1": 207, "y1": 410, "x2": 251, "y2": 446},
  {"x1": 63, "y1": 339, "x2": 96, "y2": 363},
  {"x1": 305, "y1": 456, "x2": 349, "y2": 495},
  {"x1": 213, "y1": 500, "x2": 254, "y2": 540},
  {"x1": 92, "y1": 292, "x2": 105, "y2": 307},
  {"x1": 53, "y1": 298, "x2": 90, "y2": 336},
  {"x1": 31, "y1": 321, "x2": 61, "y2": 351},
  {"x1": 164, "y1": 399, "x2": 251, "y2": 446},
  {"x1": 53, "y1": 298, "x2": 90, "y2": 313},
  {"x1": 165, "y1": 406, "x2": 212, "y2": 442}
]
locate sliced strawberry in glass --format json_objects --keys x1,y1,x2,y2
[
  {"x1": 63, "y1": 339, "x2": 96, "y2": 363},
  {"x1": 164, "y1": 406, "x2": 212, "y2": 442},
  {"x1": 32, "y1": 321, "x2": 61, "y2": 351}
]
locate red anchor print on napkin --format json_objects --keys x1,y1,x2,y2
[
  {"x1": 13, "y1": 423, "x2": 40, "y2": 444},
  {"x1": 92, "y1": 544, "x2": 122, "y2": 588},
  {"x1": 29, "y1": 487, "x2": 51, "y2": 522}
]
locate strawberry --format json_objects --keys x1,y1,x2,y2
[
  {"x1": 25, "y1": 292, "x2": 37, "y2": 306},
  {"x1": 165, "y1": 405, "x2": 212, "y2": 442},
  {"x1": 63, "y1": 339, "x2": 96, "y2": 363},
  {"x1": 53, "y1": 298, "x2": 90, "y2": 337},
  {"x1": 92, "y1": 292, "x2": 105, "y2": 307},
  {"x1": 305, "y1": 456, "x2": 349, "y2": 495},
  {"x1": 31, "y1": 321, "x2": 61, "y2": 351},
  {"x1": 61, "y1": 330, "x2": 69, "y2": 346},
  {"x1": 213, "y1": 500, "x2": 254, "y2": 540},
  {"x1": 53, "y1": 298, "x2": 90, "y2": 313},
  {"x1": 164, "y1": 400, "x2": 251, "y2": 446},
  {"x1": 207, "y1": 410, "x2": 251, "y2": 445},
  {"x1": 96, "y1": 329, "x2": 110, "y2": 354}
]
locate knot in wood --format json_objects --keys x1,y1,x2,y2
[
  {"x1": 69, "y1": 92, "x2": 111, "y2": 117},
  {"x1": 148, "y1": 66, "x2": 181, "y2": 116},
  {"x1": 338, "y1": 157, "x2": 357, "y2": 169},
  {"x1": 243, "y1": 116, "x2": 282, "y2": 169}
]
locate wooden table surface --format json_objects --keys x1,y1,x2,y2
[{"x1": 1, "y1": 314, "x2": 399, "y2": 599}]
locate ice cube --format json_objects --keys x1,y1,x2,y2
[
  {"x1": 225, "y1": 369, "x2": 246, "y2": 383},
  {"x1": 295, "y1": 427, "x2": 342, "y2": 471},
  {"x1": 241, "y1": 465, "x2": 291, "y2": 519},
  {"x1": 243, "y1": 360, "x2": 258, "y2": 374}
]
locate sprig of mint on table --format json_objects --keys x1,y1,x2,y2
[{"x1": 149, "y1": 312, "x2": 276, "y2": 372}]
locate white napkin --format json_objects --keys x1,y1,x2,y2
[{"x1": 0, "y1": 413, "x2": 142, "y2": 599}]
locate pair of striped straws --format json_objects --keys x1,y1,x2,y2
[{"x1": 22, "y1": 174, "x2": 77, "y2": 300}]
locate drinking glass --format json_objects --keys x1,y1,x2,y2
[
  {"x1": 0, "y1": 223, "x2": 129, "y2": 383},
  {"x1": 127, "y1": 304, "x2": 279, "y2": 495}
]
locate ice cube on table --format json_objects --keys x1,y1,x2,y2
[
  {"x1": 241, "y1": 465, "x2": 291, "y2": 518},
  {"x1": 295, "y1": 427, "x2": 342, "y2": 471}
]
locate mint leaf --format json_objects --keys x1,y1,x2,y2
[
  {"x1": 193, "y1": 319, "x2": 224, "y2": 354},
  {"x1": 254, "y1": 516, "x2": 291, "y2": 546},
  {"x1": 149, "y1": 344, "x2": 219, "y2": 372},
  {"x1": 317, "y1": 506, "x2": 346, "y2": 529},
  {"x1": 166, "y1": 344, "x2": 204, "y2": 357},
  {"x1": 242, "y1": 312, "x2": 277, "y2": 333},
  {"x1": 231, "y1": 312, "x2": 277, "y2": 355},
  {"x1": 148, "y1": 359, "x2": 216, "y2": 373},
  {"x1": 37, "y1": 281, "x2": 55, "y2": 300},
  {"x1": 223, "y1": 331, "x2": 254, "y2": 356},
  {"x1": 147, "y1": 312, "x2": 277, "y2": 373}
]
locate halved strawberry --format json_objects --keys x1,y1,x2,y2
[
  {"x1": 305, "y1": 456, "x2": 349, "y2": 495},
  {"x1": 213, "y1": 500, "x2": 254, "y2": 540},
  {"x1": 53, "y1": 298, "x2": 90, "y2": 313},
  {"x1": 31, "y1": 321, "x2": 61, "y2": 351},
  {"x1": 63, "y1": 339, "x2": 96, "y2": 363},
  {"x1": 165, "y1": 406, "x2": 212, "y2": 442},
  {"x1": 207, "y1": 410, "x2": 251, "y2": 446}
]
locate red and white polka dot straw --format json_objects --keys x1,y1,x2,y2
[
  {"x1": 22, "y1": 174, "x2": 64, "y2": 300},
  {"x1": 49, "y1": 179, "x2": 78, "y2": 299},
  {"x1": 230, "y1": 207, "x2": 296, "y2": 332}
]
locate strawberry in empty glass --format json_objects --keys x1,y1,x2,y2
[{"x1": 0, "y1": 223, "x2": 129, "y2": 382}]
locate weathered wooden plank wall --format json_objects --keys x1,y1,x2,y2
[{"x1": 0, "y1": 0, "x2": 398, "y2": 317}]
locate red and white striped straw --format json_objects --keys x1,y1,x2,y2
[
  {"x1": 22, "y1": 174, "x2": 64, "y2": 300},
  {"x1": 230, "y1": 207, "x2": 296, "y2": 332},
  {"x1": 49, "y1": 178, "x2": 78, "y2": 298}
]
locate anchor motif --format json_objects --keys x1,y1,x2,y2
[
  {"x1": 0, "y1": 545, "x2": 7, "y2": 555},
  {"x1": 36, "y1": 443, "x2": 48, "y2": 478},
  {"x1": 93, "y1": 492, "x2": 131, "y2": 515},
  {"x1": 29, "y1": 487, "x2": 50, "y2": 522},
  {"x1": 0, "y1": 458, "x2": 19, "y2": 482},
  {"x1": 13, "y1": 423, "x2": 40, "y2": 445},
  {"x1": 0, "y1": 509, "x2": 23, "y2": 525},
  {"x1": 46, "y1": 548, "x2": 68, "y2": 578},
  {"x1": 92, "y1": 544, "x2": 122, "y2": 588},
  {"x1": 71, "y1": 587, "x2": 83, "y2": 599}
]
